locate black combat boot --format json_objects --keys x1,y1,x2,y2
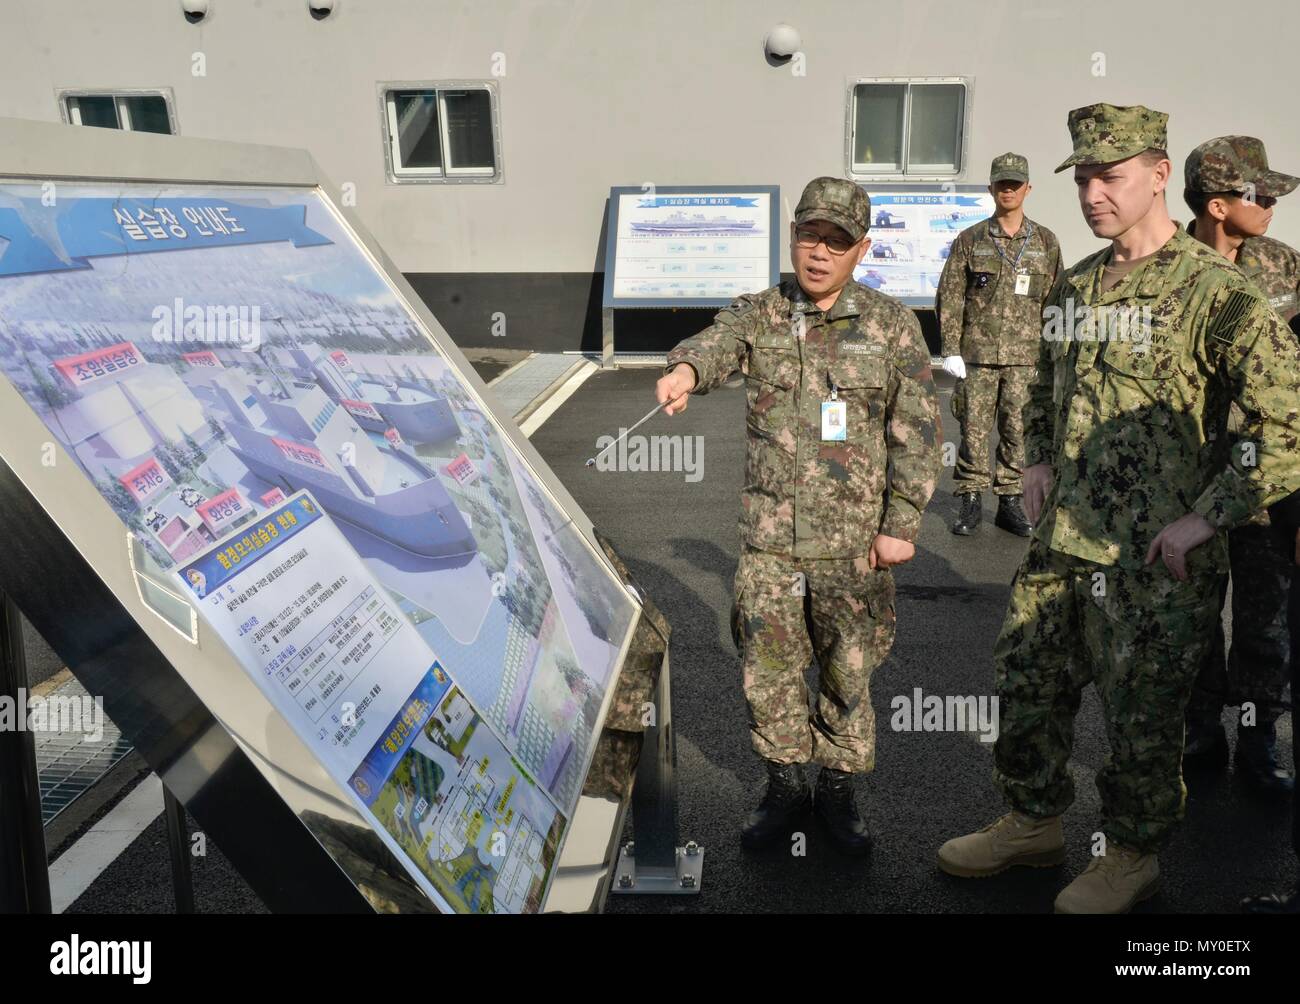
[
  {"x1": 741, "y1": 761, "x2": 811, "y2": 849},
  {"x1": 1182, "y1": 714, "x2": 1228, "y2": 770},
  {"x1": 994, "y1": 494, "x2": 1033, "y2": 537},
  {"x1": 950, "y1": 492, "x2": 982, "y2": 536},
  {"x1": 1236, "y1": 723, "x2": 1295, "y2": 797},
  {"x1": 814, "y1": 767, "x2": 872, "y2": 856}
]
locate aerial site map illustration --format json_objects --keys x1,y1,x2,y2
[{"x1": 0, "y1": 182, "x2": 638, "y2": 912}]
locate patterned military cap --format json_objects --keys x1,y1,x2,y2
[
  {"x1": 1185, "y1": 136, "x2": 1299, "y2": 199},
  {"x1": 990, "y1": 152, "x2": 1029, "y2": 183},
  {"x1": 1054, "y1": 103, "x2": 1168, "y2": 173},
  {"x1": 794, "y1": 177, "x2": 871, "y2": 241}
]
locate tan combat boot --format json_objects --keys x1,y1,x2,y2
[
  {"x1": 937, "y1": 810, "x2": 1066, "y2": 877},
  {"x1": 1053, "y1": 844, "x2": 1159, "y2": 914}
]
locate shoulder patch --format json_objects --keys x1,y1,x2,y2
[
  {"x1": 1206, "y1": 289, "x2": 1259, "y2": 351},
  {"x1": 725, "y1": 297, "x2": 756, "y2": 317}
]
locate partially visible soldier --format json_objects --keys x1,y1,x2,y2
[
  {"x1": 1181, "y1": 135, "x2": 1300, "y2": 797},
  {"x1": 937, "y1": 152, "x2": 1062, "y2": 537},
  {"x1": 935, "y1": 104, "x2": 1300, "y2": 913},
  {"x1": 655, "y1": 177, "x2": 940, "y2": 856},
  {"x1": 1242, "y1": 486, "x2": 1300, "y2": 914}
]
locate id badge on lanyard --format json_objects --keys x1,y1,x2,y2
[
  {"x1": 821, "y1": 384, "x2": 846, "y2": 441},
  {"x1": 998, "y1": 221, "x2": 1035, "y2": 296}
]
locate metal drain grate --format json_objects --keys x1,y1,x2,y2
[
  {"x1": 563, "y1": 352, "x2": 668, "y2": 367},
  {"x1": 489, "y1": 353, "x2": 586, "y2": 419},
  {"x1": 34, "y1": 677, "x2": 133, "y2": 826}
]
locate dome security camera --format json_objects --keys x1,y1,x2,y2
[
  {"x1": 180, "y1": 0, "x2": 209, "y2": 23},
  {"x1": 308, "y1": 0, "x2": 338, "y2": 19},
  {"x1": 765, "y1": 24, "x2": 801, "y2": 61}
]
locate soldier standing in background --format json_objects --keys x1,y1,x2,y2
[
  {"x1": 936, "y1": 104, "x2": 1300, "y2": 913},
  {"x1": 654, "y1": 178, "x2": 940, "y2": 855},
  {"x1": 1181, "y1": 136, "x2": 1300, "y2": 797},
  {"x1": 938, "y1": 153, "x2": 1062, "y2": 537},
  {"x1": 1241, "y1": 487, "x2": 1300, "y2": 913}
]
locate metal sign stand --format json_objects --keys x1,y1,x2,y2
[
  {"x1": 162, "y1": 785, "x2": 195, "y2": 913},
  {"x1": 601, "y1": 307, "x2": 616, "y2": 370},
  {"x1": 612, "y1": 653, "x2": 703, "y2": 895},
  {"x1": 0, "y1": 589, "x2": 196, "y2": 915},
  {"x1": 0, "y1": 593, "x2": 52, "y2": 913}
]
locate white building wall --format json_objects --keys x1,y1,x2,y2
[{"x1": 1, "y1": 0, "x2": 1297, "y2": 274}]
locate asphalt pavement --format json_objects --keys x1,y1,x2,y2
[
  {"x1": 530, "y1": 366, "x2": 1297, "y2": 914},
  {"x1": 54, "y1": 364, "x2": 1296, "y2": 913}
]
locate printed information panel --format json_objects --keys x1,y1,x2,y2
[
  {"x1": 854, "y1": 187, "x2": 997, "y2": 306},
  {"x1": 603, "y1": 185, "x2": 779, "y2": 308},
  {"x1": 177, "y1": 491, "x2": 563, "y2": 914},
  {"x1": 0, "y1": 179, "x2": 641, "y2": 913}
]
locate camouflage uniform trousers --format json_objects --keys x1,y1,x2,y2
[
  {"x1": 731, "y1": 545, "x2": 896, "y2": 773},
  {"x1": 1189, "y1": 522, "x2": 1293, "y2": 728},
  {"x1": 992, "y1": 538, "x2": 1220, "y2": 852},
  {"x1": 951, "y1": 362, "x2": 1034, "y2": 496}
]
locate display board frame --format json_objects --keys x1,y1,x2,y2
[
  {"x1": 0, "y1": 117, "x2": 665, "y2": 914},
  {"x1": 856, "y1": 183, "x2": 997, "y2": 308},
  {"x1": 601, "y1": 184, "x2": 780, "y2": 310}
]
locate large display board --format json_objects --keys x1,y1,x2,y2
[
  {"x1": 0, "y1": 180, "x2": 640, "y2": 913},
  {"x1": 854, "y1": 185, "x2": 997, "y2": 307},
  {"x1": 602, "y1": 185, "x2": 779, "y2": 309}
]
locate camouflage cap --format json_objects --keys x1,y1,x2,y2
[
  {"x1": 794, "y1": 177, "x2": 871, "y2": 241},
  {"x1": 1185, "y1": 136, "x2": 1299, "y2": 199},
  {"x1": 990, "y1": 152, "x2": 1029, "y2": 183},
  {"x1": 1054, "y1": 102, "x2": 1169, "y2": 173}
]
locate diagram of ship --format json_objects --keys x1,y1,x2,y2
[{"x1": 631, "y1": 212, "x2": 757, "y2": 234}]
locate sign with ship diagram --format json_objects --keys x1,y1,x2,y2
[
  {"x1": 0, "y1": 180, "x2": 640, "y2": 913},
  {"x1": 603, "y1": 184, "x2": 779, "y2": 308},
  {"x1": 854, "y1": 185, "x2": 997, "y2": 307}
]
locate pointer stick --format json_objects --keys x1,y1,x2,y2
[{"x1": 585, "y1": 394, "x2": 683, "y2": 467}]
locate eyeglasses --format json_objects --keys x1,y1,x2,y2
[
  {"x1": 793, "y1": 227, "x2": 858, "y2": 255},
  {"x1": 1211, "y1": 190, "x2": 1279, "y2": 210}
]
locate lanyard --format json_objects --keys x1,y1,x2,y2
[{"x1": 991, "y1": 220, "x2": 1034, "y2": 272}]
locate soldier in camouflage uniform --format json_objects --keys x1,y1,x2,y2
[
  {"x1": 655, "y1": 177, "x2": 940, "y2": 855},
  {"x1": 936, "y1": 104, "x2": 1300, "y2": 913},
  {"x1": 938, "y1": 153, "x2": 1062, "y2": 537},
  {"x1": 1180, "y1": 136, "x2": 1300, "y2": 797}
]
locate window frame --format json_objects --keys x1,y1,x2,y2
[
  {"x1": 58, "y1": 88, "x2": 179, "y2": 135},
  {"x1": 844, "y1": 76, "x2": 971, "y2": 181},
  {"x1": 378, "y1": 80, "x2": 503, "y2": 185}
]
